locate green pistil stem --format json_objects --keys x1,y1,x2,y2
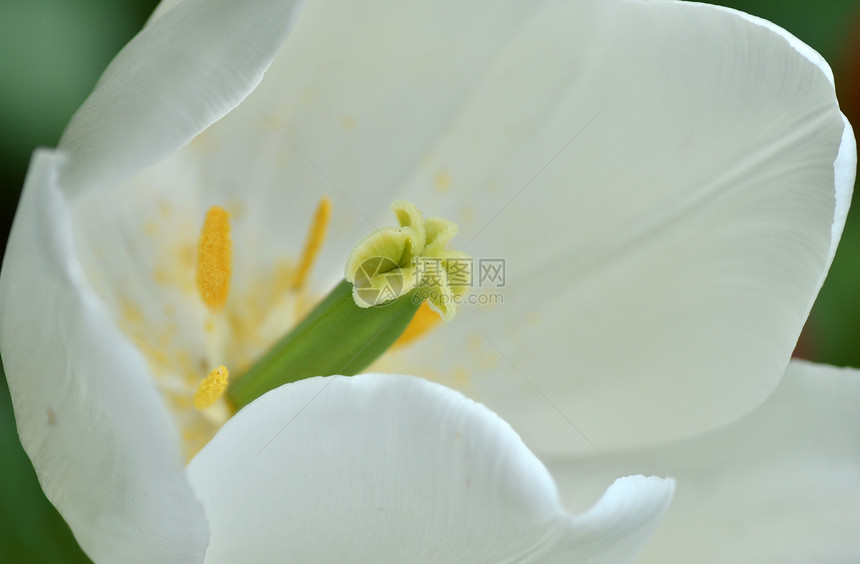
[{"x1": 227, "y1": 279, "x2": 420, "y2": 410}]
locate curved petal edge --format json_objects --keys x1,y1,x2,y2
[
  {"x1": 0, "y1": 150, "x2": 209, "y2": 563},
  {"x1": 188, "y1": 373, "x2": 673, "y2": 563},
  {"x1": 58, "y1": 0, "x2": 306, "y2": 193}
]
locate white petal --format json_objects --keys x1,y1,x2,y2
[
  {"x1": 58, "y1": 0, "x2": 305, "y2": 193},
  {"x1": 380, "y1": 1, "x2": 854, "y2": 453},
  {"x1": 0, "y1": 150, "x2": 208, "y2": 563},
  {"x1": 187, "y1": 374, "x2": 673, "y2": 563},
  {"x1": 92, "y1": 0, "x2": 852, "y2": 455},
  {"x1": 64, "y1": 0, "x2": 603, "y2": 376},
  {"x1": 106, "y1": 0, "x2": 606, "y2": 297},
  {"x1": 547, "y1": 361, "x2": 860, "y2": 563}
]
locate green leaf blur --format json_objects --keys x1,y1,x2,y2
[{"x1": 0, "y1": 357, "x2": 91, "y2": 563}]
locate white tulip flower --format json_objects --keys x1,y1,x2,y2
[{"x1": 0, "y1": 0, "x2": 855, "y2": 562}]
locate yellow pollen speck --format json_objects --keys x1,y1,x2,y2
[
  {"x1": 434, "y1": 171, "x2": 451, "y2": 193},
  {"x1": 153, "y1": 267, "x2": 170, "y2": 285},
  {"x1": 452, "y1": 367, "x2": 469, "y2": 387},
  {"x1": 301, "y1": 87, "x2": 318, "y2": 105},
  {"x1": 181, "y1": 243, "x2": 195, "y2": 269},
  {"x1": 459, "y1": 206, "x2": 475, "y2": 223},
  {"x1": 120, "y1": 297, "x2": 144, "y2": 325},
  {"x1": 193, "y1": 366, "x2": 229, "y2": 410},
  {"x1": 196, "y1": 206, "x2": 232, "y2": 312},
  {"x1": 292, "y1": 197, "x2": 332, "y2": 289},
  {"x1": 393, "y1": 301, "x2": 442, "y2": 349},
  {"x1": 340, "y1": 115, "x2": 357, "y2": 130},
  {"x1": 467, "y1": 333, "x2": 484, "y2": 351}
]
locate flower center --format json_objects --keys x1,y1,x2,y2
[
  {"x1": 111, "y1": 197, "x2": 466, "y2": 460},
  {"x1": 225, "y1": 200, "x2": 471, "y2": 410}
]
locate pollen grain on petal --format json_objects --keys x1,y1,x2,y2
[
  {"x1": 292, "y1": 196, "x2": 332, "y2": 289},
  {"x1": 393, "y1": 300, "x2": 442, "y2": 349},
  {"x1": 197, "y1": 206, "x2": 232, "y2": 312},
  {"x1": 434, "y1": 170, "x2": 451, "y2": 193},
  {"x1": 193, "y1": 365, "x2": 230, "y2": 410}
]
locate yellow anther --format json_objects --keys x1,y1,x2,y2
[
  {"x1": 292, "y1": 197, "x2": 332, "y2": 289},
  {"x1": 193, "y1": 365, "x2": 230, "y2": 410},
  {"x1": 196, "y1": 206, "x2": 232, "y2": 312},
  {"x1": 393, "y1": 300, "x2": 442, "y2": 349}
]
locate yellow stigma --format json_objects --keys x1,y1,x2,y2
[
  {"x1": 393, "y1": 300, "x2": 442, "y2": 348},
  {"x1": 292, "y1": 197, "x2": 332, "y2": 289},
  {"x1": 196, "y1": 206, "x2": 232, "y2": 312},
  {"x1": 193, "y1": 365, "x2": 230, "y2": 410}
]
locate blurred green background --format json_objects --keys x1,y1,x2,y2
[{"x1": 0, "y1": 0, "x2": 858, "y2": 561}]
